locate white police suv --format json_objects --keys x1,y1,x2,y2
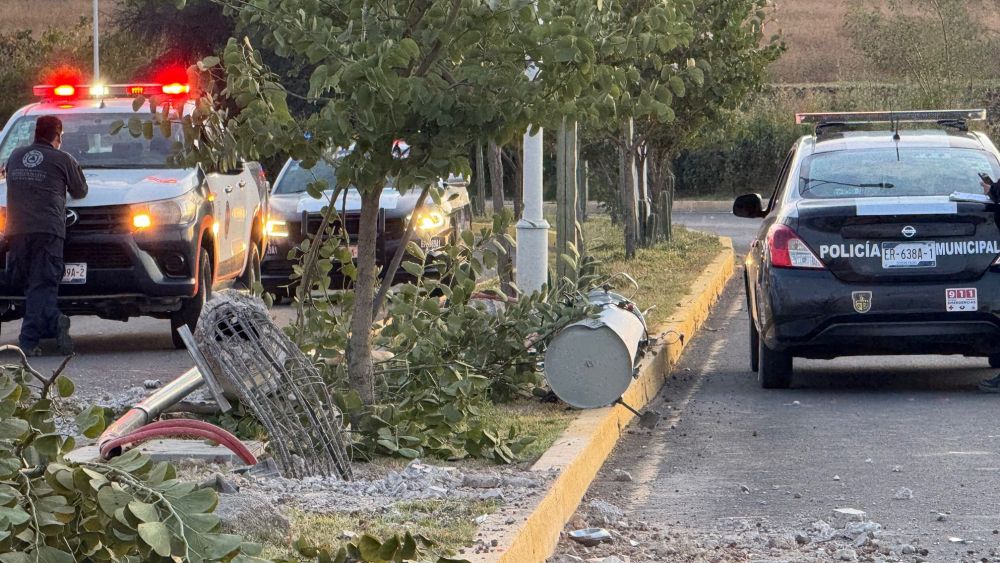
[{"x1": 0, "y1": 81, "x2": 268, "y2": 348}]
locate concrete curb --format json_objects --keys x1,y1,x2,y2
[
  {"x1": 672, "y1": 200, "x2": 732, "y2": 213},
  {"x1": 470, "y1": 237, "x2": 736, "y2": 563}
]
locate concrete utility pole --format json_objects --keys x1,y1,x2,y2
[
  {"x1": 516, "y1": 64, "x2": 549, "y2": 295},
  {"x1": 93, "y1": 0, "x2": 100, "y2": 82}
]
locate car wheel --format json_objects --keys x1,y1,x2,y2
[
  {"x1": 171, "y1": 249, "x2": 212, "y2": 350},
  {"x1": 989, "y1": 354, "x2": 1000, "y2": 368},
  {"x1": 749, "y1": 315, "x2": 760, "y2": 373},
  {"x1": 236, "y1": 244, "x2": 261, "y2": 292},
  {"x1": 758, "y1": 336, "x2": 792, "y2": 389}
]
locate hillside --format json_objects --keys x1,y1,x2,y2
[
  {"x1": 0, "y1": 0, "x2": 97, "y2": 33},
  {"x1": 766, "y1": 0, "x2": 1000, "y2": 83}
]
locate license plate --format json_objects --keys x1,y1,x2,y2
[
  {"x1": 881, "y1": 241, "x2": 936, "y2": 269},
  {"x1": 62, "y1": 263, "x2": 87, "y2": 284}
]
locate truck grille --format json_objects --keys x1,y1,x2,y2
[
  {"x1": 64, "y1": 243, "x2": 132, "y2": 269},
  {"x1": 305, "y1": 213, "x2": 405, "y2": 240},
  {"x1": 68, "y1": 206, "x2": 131, "y2": 234}
]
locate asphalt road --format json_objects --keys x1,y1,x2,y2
[
  {"x1": 551, "y1": 211, "x2": 1000, "y2": 562},
  {"x1": 0, "y1": 302, "x2": 298, "y2": 403}
]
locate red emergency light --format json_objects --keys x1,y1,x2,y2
[
  {"x1": 33, "y1": 84, "x2": 81, "y2": 99},
  {"x1": 33, "y1": 82, "x2": 194, "y2": 100}
]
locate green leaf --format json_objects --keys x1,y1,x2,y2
[
  {"x1": 668, "y1": 76, "x2": 686, "y2": 98},
  {"x1": 402, "y1": 262, "x2": 424, "y2": 277},
  {"x1": 127, "y1": 500, "x2": 159, "y2": 523},
  {"x1": 109, "y1": 119, "x2": 126, "y2": 136},
  {"x1": 0, "y1": 418, "x2": 29, "y2": 440},
  {"x1": 138, "y1": 521, "x2": 172, "y2": 557},
  {"x1": 55, "y1": 376, "x2": 74, "y2": 398},
  {"x1": 131, "y1": 95, "x2": 147, "y2": 113},
  {"x1": 357, "y1": 534, "x2": 383, "y2": 560},
  {"x1": 75, "y1": 406, "x2": 106, "y2": 439},
  {"x1": 97, "y1": 485, "x2": 132, "y2": 517}
]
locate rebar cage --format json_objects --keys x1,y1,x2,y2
[{"x1": 194, "y1": 291, "x2": 353, "y2": 480}]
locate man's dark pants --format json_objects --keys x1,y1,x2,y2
[{"x1": 8, "y1": 234, "x2": 64, "y2": 349}]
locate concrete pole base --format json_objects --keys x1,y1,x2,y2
[{"x1": 515, "y1": 218, "x2": 550, "y2": 295}]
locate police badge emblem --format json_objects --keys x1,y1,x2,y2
[{"x1": 852, "y1": 291, "x2": 872, "y2": 314}]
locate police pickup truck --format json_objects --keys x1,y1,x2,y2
[
  {"x1": 0, "y1": 82, "x2": 267, "y2": 348},
  {"x1": 262, "y1": 156, "x2": 471, "y2": 298}
]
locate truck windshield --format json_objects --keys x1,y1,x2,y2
[
  {"x1": 799, "y1": 148, "x2": 1000, "y2": 199},
  {"x1": 0, "y1": 114, "x2": 183, "y2": 169},
  {"x1": 273, "y1": 160, "x2": 340, "y2": 194}
]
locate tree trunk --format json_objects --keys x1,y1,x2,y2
[
  {"x1": 347, "y1": 187, "x2": 382, "y2": 405},
  {"x1": 620, "y1": 120, "x2": 639, "y2": 260},
  {"x1": 475, "y1": 143, "x2": 487, "y2": 216},
  {"x1": 513, "y1": 146, "x2": 523, "y2": 220},
  {"x1": 556, "y1": 118, "x2": 579, "y2": 280},
  {"x1": 488, "y1": 141, "x2": 513, "y2": 294},
  {"x1": 636, "y1": 144, "x2": 652, "y2": 247},
  {"x1": 490, "y1": 141, "x2": 504, "y2": 214}
]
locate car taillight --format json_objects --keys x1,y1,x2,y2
[{"x1": 767, "y1": 224, "x2": 825, "y2": 269}]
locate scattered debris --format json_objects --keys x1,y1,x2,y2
[
  {"x1": 892, "y1": 487, "x2": 914, "y2": 500},
  {"x1": 833, "y1": 474, "x2": 841, "y2": 481},
  {"x1": 568, "y1": 528, "x2": 612, "y2": 547},
  {"x1": 935, "y1": 512, "x2": 947, "y2": 522},
  {"x1": 740, "y1": 484, "x2": 751, "y2": 494},
  {"x1": 588, "y1": 500, "x2": 625, "y2": 526},
  {"x1": 830, "y1": 508, "x2": 866, "y2": 528},
  {"x1": 948, "y1": 536, "x2": 969, "y2": 544},
  {"x1": 143, "y1": 379, "x2": 162, "y2": 389},
  {"x1": 612, "y1": 469, "x2": 633, "y2": 482},
  {"x1": 834, "y1": 547, "x2": 858, "y2": 561},
  {"x1": 892, "y1": 465, "x2": 902, "y2": 473}
]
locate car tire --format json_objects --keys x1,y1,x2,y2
[
  {"x1": 749, "y1": 315, "x2": 760, "y2": 373},
  {"x1": 171, "y1": 249, "x2": 212, "y2": 350},
  {"x1": 236, "y1": 244, "x2": 261, "y2": 292},
  {"x1": 758, "y1": 336, "x2": 792, "y2": 389},
  {"x1": 989, "y1": 354, "x2": 1000, "y2": 368}
]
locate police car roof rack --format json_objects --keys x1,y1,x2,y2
[{"x1": 796, "y1": 109, "x2": 987, "y2": 136}]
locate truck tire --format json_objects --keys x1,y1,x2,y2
[
  {"x1": 749, "y1": 315, "x2": 760, "y2": 373},
  {"x1": 235, "y1": 244, "x2": 261, "y2": 292},
  {"x1": 758, "y1": 336, "x2": 792, "y2": 389},
  {"x1": 171, "y1": 249, "x2": 212, "y2": 349}
]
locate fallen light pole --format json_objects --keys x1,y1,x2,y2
[{"x1": 543, "y1": 287, "x2": 661, "y2": 427}]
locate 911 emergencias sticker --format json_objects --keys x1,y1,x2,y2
[{"x1": 946, "y1": 288, "x2": 978, "y2": 312}]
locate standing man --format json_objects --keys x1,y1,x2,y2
[{"x1": 4, "y1": 116, "x2": 88, "y2": 356}]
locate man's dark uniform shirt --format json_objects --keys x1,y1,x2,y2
[
  {"x1": 6, "y1": 141, "x2": 88, "y2": 236},
  {"x1": 4, "y1": 139, "x2": 87, "y2": 352}
]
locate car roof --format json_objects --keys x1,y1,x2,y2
[
  {"x1": 16, "y1": 97, "x2": 194, "y2": 117},
  {"x1": 802, "y1": 129, "x2": 989, "y2": 155}
]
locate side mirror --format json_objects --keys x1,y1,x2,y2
[{"x1": 733, "y1": 193, "x2": 765, "y2": 218}]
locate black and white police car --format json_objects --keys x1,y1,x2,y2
[
  {"x1": 262, "y1": 157, "x2": 471, "y2": 298},
  {"x1": 0, "y1": 81, "x2": 268, "y2": 348},
  {"x1": 735, "y1": 109, "x2": 1000, "y2": 388}
]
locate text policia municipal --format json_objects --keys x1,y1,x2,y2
[{"x1": 819, "y1": 240, "x2": 1000, "y2": 259}]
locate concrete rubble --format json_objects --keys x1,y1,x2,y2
[{"x1": 547, "y1": 498, "x2": 1000, "y2": 563}]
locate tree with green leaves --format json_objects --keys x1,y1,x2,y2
[
  {"x1": 638, "y1": 0, "x2": 782, "y2": 241},
  {"x1": 167, "y1": 0, "x2": 558, "y2": 406}
]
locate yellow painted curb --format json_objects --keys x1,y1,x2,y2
[{"x1": 469, "y1": 237, "x2": 735, "y2": 563}]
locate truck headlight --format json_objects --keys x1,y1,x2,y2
[
  {"x1": 266, "y1": 218, "x2": 289, "y2": 237},
  {"x1": 131, "y1": 191, "x2": 199, "y2": 230},
  {"x1": 410, "y1": 208, "x2": 447, "y2": 232}
]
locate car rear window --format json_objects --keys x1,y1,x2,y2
[{"x1": 798, "y1": 148, "x2": 1000, "y2": 199}]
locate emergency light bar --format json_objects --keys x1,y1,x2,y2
[
  {"x1": 33, "y1": 82, "x2": 192, "y2": 100},
  {"x1": 795, "y1": 109, "x2": 987, "y2": 125}
]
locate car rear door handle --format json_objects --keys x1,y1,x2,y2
[{"x1": 225, "y1": 186, "x2": 234, "y2": 193}]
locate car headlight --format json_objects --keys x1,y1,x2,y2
[
  {"x1": 410, "y1": 207, "x2": 447, "y2": 232},
  {"x1": 266, "y1": 218, "x2": 289, "y2": 237},
  {"x1": 131, "y1": 191, "x2": 199, "y2": 230}
]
